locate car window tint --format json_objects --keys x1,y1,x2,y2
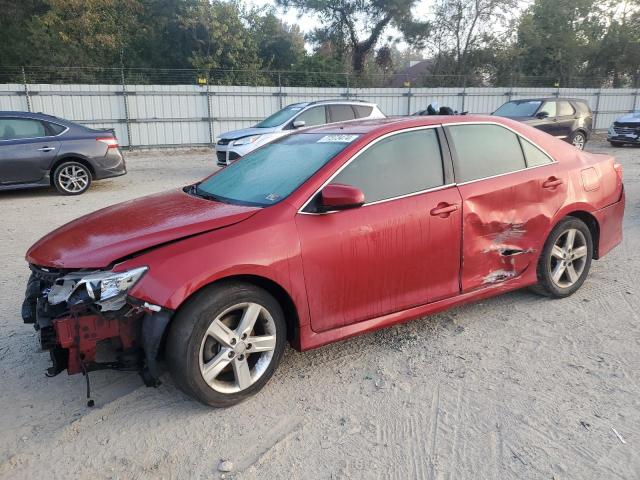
[
  {"x1": 541, "y1": 101, "x2": 557, "y2": 117},
  {"x1": 558, "y1": 101, "x2": 575, "y2": 116},
  {"x1": 353, "y1": 105, "x2": 373, "y2": 118},
  {"x1": 295, "y1": 106, "x2": 326, "y2": 127},
  {"x1": 520, "y1": 137, "x2": 553, "y2": 167},
  {"x1": 46, "y1": 122, "x2": 66, "y2": 135},
  {"x1": 575, "y1": 101, "x2": 591, "y2": 115},
  {"x1": 448, "y1": 124, "x2": 526, "y2": 182},
  {"x1": 330, "y1": 129, "x2": 444, "y2": 203},
  {"x1": 0, "y1": 118, "x2": 46, "y2": 140},
  {"x1": 329, "y1": 105, "x2": 356, "y2": 122}
]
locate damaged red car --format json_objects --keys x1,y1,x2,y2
[{"x1": 23, "y1": 116, "x2": 625, "y2": 407}]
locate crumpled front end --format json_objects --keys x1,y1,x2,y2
[{"x1": 22, "y1": 264, "x2": 171, "y2": 393}]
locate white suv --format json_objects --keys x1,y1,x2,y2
[{"x1": 215, "y1": 100, "x2": 385, "y2": 165}]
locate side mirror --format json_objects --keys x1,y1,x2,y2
[
  {"x1": 536, "y1": 111, "x2": 549, "y2": 119},
  {"x1": 292, "y1": 120, "x2": 306, "y2": 129},
  {"x1": 317, "y1": 184, "x2": 365, "y2": 212}
]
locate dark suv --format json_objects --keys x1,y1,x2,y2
[
  {"x1": 0, "y1": 111, "x2": 126, "y2": 195},
  {"x1": 493, "y1": 98, "x2": 593, "y2": 150}
]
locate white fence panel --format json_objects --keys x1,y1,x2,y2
[{"x1": 1, "y1": 83, "x2": 638, "y2": 148}]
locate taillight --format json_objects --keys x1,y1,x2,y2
[
  {"x1": 614, "y1": 162, "x2": 623, "y2": 180},
  {"x1": 97, "y1": 137, "x2": 119, "y2": 148}
]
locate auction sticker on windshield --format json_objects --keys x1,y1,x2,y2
[{"x1": 317, "y1": 134, "x2": 360, "y2": 143}]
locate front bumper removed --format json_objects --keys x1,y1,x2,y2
[{"x1": 22, "y1": 268, "x2": 172, "y2": 400}]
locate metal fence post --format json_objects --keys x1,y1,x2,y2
[
  {"x1": 206, "y1": 80, "x2": 214, "y2": 145},
  {"x1": 21, "y1": 67, "x2": 32, "y2": 112},
  {"x1": 277, "y1": 73, "x2": 283, "y2": 109},
  {"x1": 405, "y1": 84, "x2": 412, "y2": 115},
  {"x1": 345, "y1": 73, "x2": 350, "y2": 98},
  {"x1": 593, "y1": 88, "x2": 602, "y2": 130},
  {"x1": 120, "y1": 67, "x2": 133, "y2": 150}
]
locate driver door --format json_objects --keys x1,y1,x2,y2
[{"x1": 295, "y1": 127, "x2": 462, "y2": 333}]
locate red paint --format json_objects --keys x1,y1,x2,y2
[
  {"x1": 319, "y1": 183, "x2": 365, "y2": 210},
  {"x1": 54, "y1": 314, "x2": 140, "y2": 374},
  {"x1": 27, "y1": 115, "x2": 625, "y2": 355}
]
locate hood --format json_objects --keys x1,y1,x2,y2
[
  {"x1": 615, "y1": 112, "x2": 640, "y2": 124},
  {"x1": 26, "y1": 189, "x2": 261, "y2": 269},
  {"x1": 219, "y1": 126, "x2": 278, "y2": 140}
]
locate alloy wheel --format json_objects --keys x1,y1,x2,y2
[
  {"x1": 199, "y1": 302, "x2": 277, "y2": 394},
  {"x1": 572, "y1": 133, "x2": 585, "y2": 150},
  {"x1": 549, "y1": 228, "x2": 588, "y2": 288},
  {"x1": 58, "y1": 165, "x2": 90, "y2": 193}
]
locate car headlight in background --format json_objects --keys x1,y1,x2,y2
[
  {"x1": 48, "y1": 266, "x2": 148, "y2": 311},
  {"x1": 233, "y1": 135, "x2": 261, "y2": 146}
]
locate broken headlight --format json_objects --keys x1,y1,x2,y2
[{"x1": 48, "y1": 266, "x2": 148, "y2": 312}]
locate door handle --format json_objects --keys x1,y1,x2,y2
[
  {"x1": 37, "y1": 146, "x2": 56, "y2": 152},
  {"x1": 542, "y1": 177, "x2": 563, "y2": 189},
  {"x1": 430, "y1": 203, "x2": 458, "y2": 217}
]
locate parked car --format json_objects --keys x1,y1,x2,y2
[
  {"x1": 607, "y1": 111, "x2": 640, "y2": 147},
  {"x1": 214, "y1": 100, "x2": 385, "y2": 166},
  {"x1": 0, "y1": 111, "x2": 125, "y2": 195},
  {"x1": 492, "y1": 98, "x2": 593, "y2": 150},
  {"x1": 23, "y1": 115, "x2": 624, "y2": 407}
]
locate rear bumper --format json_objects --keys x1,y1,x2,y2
[
  {"x1": 93, "y1": 149, "x2": 127, "y2": 180},
  {"x1": 593, "y1": 188, "x2": 625, "y2": 259}
]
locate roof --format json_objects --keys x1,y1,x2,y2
[
  {"x1": 506, "y1": 98, "x2": 588, "y2": 103},
  {"x1": 0, "y1": 111, "x2": 63, "y2": 121},
  {"x1": 285, "y1": 99, "x2": 377, "y2": 108},
  {"x1": 302, "y1": 114, "x2": 501, "y2": 134}
]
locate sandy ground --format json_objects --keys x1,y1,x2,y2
[{"x1": 1, "y1": 139, "x2": 639, "y2": 480}]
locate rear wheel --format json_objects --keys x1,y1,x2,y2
[
  {"x1": 570, "y1": 131, "x2": 587, "y2": 150},
  {"x1": 166, "y1": 282, "x2": 286, "y2": 407},
  {"x1": 532, "y1": 217, "x2": 593, "y2": 298},
  {"x1": 53, "y1": 161, "x2": 92, "y2": 195}
]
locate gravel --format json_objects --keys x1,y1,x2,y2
[{"x1": 1, "y1": 140, "x2": 639, "y2": 479}]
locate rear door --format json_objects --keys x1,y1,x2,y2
[
  {"x1": 295, "y1": 127, "x2": 462, "y2": 332},
  {"x1": 533, "y1": 101, "x2": 558, "y2": 136},
  {"x1": 0, "y1": 117, "x2": 60, "y2": 184},
  {"x1": 445, "y1": 123, "x2": 566, "y2": 291}
]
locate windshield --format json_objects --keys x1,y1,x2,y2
[
  {"x1": 196, "y1": 133, "x2": 360, "y2": 206},
  {"x1": 255, "y1": 105, "x2": 305, "y2": 128},
  {"x1": 494, "y1": 101, "x2": 542, "y2": 117}
]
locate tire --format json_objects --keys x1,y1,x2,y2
[
  {"x1": 53, "y1": 161, "x2": 92, "y2": 195},
  {"x1": 166, "y1": 282, "x2": 287, "y2": 407},
  {"x1": 532, "y1": 217, "x2": 593, "y2": 298},
  {"x1": 570, "y1": 131, "x2": 587, "y2": 150}
]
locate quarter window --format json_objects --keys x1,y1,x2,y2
[
  {"x1": 0, "y1": 118, "x2": 46, "y2": 140},
  {"x1": 353, "y1": 105, "x2": 373, "y2": 118},
  {"x1": 330, "y1": 129, "x2": 444, "y2": 203},
  {"x1": 328, "y1": 105, "x2": 356, "y2": 122},
  {"x1": 520, "y1": 137, "x2": 553, "y2": 167},
  {"x1": 448, "y1": 124, "x2": 526, "y2": 182}
]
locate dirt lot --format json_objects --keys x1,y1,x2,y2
[{"x1": 1, "y1": 139, "x2": 639, "y2": 480}]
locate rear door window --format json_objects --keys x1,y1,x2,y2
[
  {"x1": 448, "y1": 124, "x2": 526, "y2": 182},
  {"x1": 0, "y1": 118, "x2": 47, "y2": 140},
  {"x1": 330, "y1": 128, "x2": 444, "y2": 203},
  {"x1": 294, "y1": 106, "x2": 327, "y2": 127},
  {"x1": 328, "y1": 105, "x2": 356, "y2": 123},
  {"x1": 45, "y1": 122, "x2": 66, "y2": 135},
  {"x1": 558, "y1": 101, "x2": 575, "y2": 117}
]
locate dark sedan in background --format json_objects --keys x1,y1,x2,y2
[
  {"x1": 608, "y1": 111, "x2": 640, "y2": 147},
  {"x1": 0, "y1": 112, "x2": 126, "y2": 195},
  {"x1": 493, "y1": 98, "x2": 593, "y2": 150}
]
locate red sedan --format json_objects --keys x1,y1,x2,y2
[{"x1": 23, "y1": 116, "x2": 625, "y2": 407}]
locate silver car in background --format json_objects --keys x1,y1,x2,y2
[{"x1": 214, "y1": 100, "x2": 385, "y2": 166}]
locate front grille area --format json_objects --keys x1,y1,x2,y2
[
  {"x1": 216, "y1": 151, "x2": 227, "y2": 164},
  {"x1": 613, "y1": 122, "x2": 640, "y2": 136}
]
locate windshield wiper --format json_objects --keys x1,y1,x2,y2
[{"x1": 186, "y1": 184, "x2": 230, "y2": 204}]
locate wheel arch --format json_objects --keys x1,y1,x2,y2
[
  {"x1": 564, "y1": 210, "x2": 600, "y2": 259},
  {"x1": 168, "y1": 274, "x2": 301, "y2": 349},
  {"x1": 49, "y1": 155, "x2": 96, "y2": 184}
]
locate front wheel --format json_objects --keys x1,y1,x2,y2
[
  {"x1": 570, "y1": 131, "x2": 587, "y2": 150},
  {"x1": 166, "y1": 282, "x2": 287, "y2": 407},
  {"x1": 532, "y1": 217, "x2": 593, "y2": 298}
]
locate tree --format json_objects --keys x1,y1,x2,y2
[
  {"x1": 249, "y1": 11, "x2": 306, "y2": 70},
  {"x1": 275, "y1": 0, "x2": 421, "y2": 74}
]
